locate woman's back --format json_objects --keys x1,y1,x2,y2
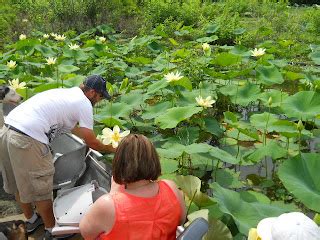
[{"x1": 99, "y1": 180, "x2": 182, "y2": 240}]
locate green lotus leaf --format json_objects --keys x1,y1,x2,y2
[
  {"x1": 219, "y1": 83, "x2": 261, "y2": 106},
  {"x1": 166, "y1": 127, "x2": 200, "y2": 145},
  {"x1": 32, "y1": 82, "x2": 58, "y2": 93},
  {"x1": 170, "y1": 77, "x2": 193, "y2": 91},
  {"x1": 63, "y1": 49, "x2": 89, "y2": 61},
  {"x1": 250, "y1": 112, "x2": 279, "y2": 131},
  {"x1": 258, "y1": 89, "x2": 288, "y2": 107},
  {"x1": 89, "y1": 66, "x2": 107, "y2": 76},
  {"x1": 147, "y1": 80, "x2": 168, "y2": 94},
  {"x1": 214, "y1": 52, "x2": 241, "y2": 66},
  {"x1": 209, "y1": 147, "x2": 239, "y2": 164},
  {"x1": 281, "y1": 91, "x2": 320, "y2": 120},
  {"x1": 98, "y1": 117, "x2": 124, "y2": 127},
  {"x1": 204, "y1": 117, "x2": 224, "y2": 137},
  {"x1": 278, "y1": 153, "x2": 320, "y2": 212},
  {"x1": 196, "y1": 35, "x2": 219, "y2": 43},
  {"x1": 206, "y1": 23, "x2": 220, "y2": 34},
  {"x1": 186, "y1": 209, "x2": 232, "y2": 240},
  {"x1": 119, "y1": 89, "x2": 147, "y2": 109},
  {"x1": 184, "y1": 143, "x2": 213, "y2": 155},
  {"x1": 212, "y1": 168, "x2": 244, "y2": 189},
  {"x1": 155, "y1": 106, "x2": 202, "y2": 129},
  {"x1": 157, "y1": 147, "x2": 183, "y2": 159},
  {"x1": 62, "y1": 75, "x2": 86, "y2": 87},
  {"x1": 256, "y1": 65, "x2": 284, "y2": 86},
  {"x1": 212, "y1": 182, "x2": 295, "y2": 235},
  {"x1": 245, "y1": 141, "x2": 287, "y2": 163},
  {"x1": 58, "y1": 64, "x2": 80, "y2": 73},
  {"x1": 126, "y1": 56, "x2": 152, "y2": 65},
  {"x1": 96, "y1": 102, "x2": 132, "y2": 119},
  {"x1": 160, "y1": 158, "x2": 178, "y2": 174},
  {"x1": 309, "y1": 51, "x2": 320, "y2": 65},
  {"x1": 142, "y1": 101, "x2": 171, "y2": 120},
  {"x1": 35, "y1": 45, "x2": 56, "y2": 57},
  {"x1": 175, "y1": 175, "x2": 215, "y2": 208}
]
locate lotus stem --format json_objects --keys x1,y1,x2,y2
[{"x1": 187, "y1": 190, "x2": 198, "y2": 215}]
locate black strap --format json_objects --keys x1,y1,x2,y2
[{"x1": 5, "y1": 124, "x2": 29, "y2": 137}]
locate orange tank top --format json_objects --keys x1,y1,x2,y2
[{"x1": 98, "y1": 180, "x2": 182, "y2": 240}]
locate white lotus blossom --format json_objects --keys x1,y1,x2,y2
[
  {"x1": 50, "y1": 33, "x2": 58, "y2": 38},
  {"x1": 68, "y1": 43, "x2": 80, "y2": 50},
  {"x1": 164, "y1": 71, "x2": 184, "y2": 83},
  {"x1": 9, "y1": 78, "x2": 26, "y2": 90},
  {"x1": 251, "y1": 48, "x2": 266, "y2": 57},
  {"x1": 54, "y1": 34, "x2": 66, "y2": 41},
  {"x1": 46, "y1": 57, "x2": 57, "y2": 65},
  {"x1": 7, "y1": 60, "x2": 17, "y2": 69},
  {"x1": 19, "y1": 34, "x2": 27, "y2": 40},
  {"x1": 43, "y1": 34, "x2": 50, "y2": 39},
  {"x1": 22, "y1": 19, "x2": 28, "y2": 23},
  {"x1": 195, "y1": 95, "x2": 216, "y2": 108},
  {"x1": 100, "y1": 125, "x2": 130, "y2": 148},
  {"x1": 202, "y1": 43, "x2": 210, "y2": 51},
  {"x1": 99, "y1": 36, "x2": 106, "y2": 42}
]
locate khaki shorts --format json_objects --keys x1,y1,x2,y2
[{"x1": 0, "y1": 126, "x2": 54, "y2": 203}]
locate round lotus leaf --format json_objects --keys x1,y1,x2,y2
[{"x1": 278, "y1": 153, "x2": 320, "y2": 212}]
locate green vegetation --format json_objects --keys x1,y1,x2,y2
[{"x1": 1, "y1": 0, "x2": 320, "y2": 239}]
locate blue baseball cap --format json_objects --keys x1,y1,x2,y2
[{"x1": 84, "y1": 75, "x2": 111, "y2": 100}]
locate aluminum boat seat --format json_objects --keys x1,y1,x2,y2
[{"x1": 51, "y1": 134, "x2": 87, "y2": 190}]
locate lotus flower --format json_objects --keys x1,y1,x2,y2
[
  {"x1": 195, "y1": 95, "x2": 216, "y2": 108},
  {"x1": 100, "y1": 125, "x2": 130, "y2": 148},
  {"x1": 164, "y1": 71, "x2": 184, "y2": 83},
  {"x1": 19, "y1": 34, "x2": 26, "y2": 40},
  {"x1": 68, "y1": 43, "x2": 80, "y2": 50},
  {"x1": 54, "y1": 34, "x2": 66, "y2": 41},
  {"x1": 9, "y1": 78, "x2": 26, "y2": 90},
  {"x1": 251, "y1": 48, "x2": 266, "y2": 57},
  {"x1": 22, "y1": 19, "x2": 28, "y2": 23},
  {"x1": 43, "y1": 34, "x2": 50, "y2": 39},
  {"x1": 7, "y1": 60, "x2": 17, "y2": 69},
  {"x1": 202, "y1": 43, "x2": 210, "y2": 51},
  {"x1": 99, "y1": 36, "x2": 106, "y2": 42},
  {"x1": 248, "y1": 228, "x2": 260, "y2": 240},
  {"x1": 46, "y1": 57, "x2": 57, "y2": 65}
]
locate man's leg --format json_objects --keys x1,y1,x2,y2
[
  {"x1": 34, "y1": 199, "x2": 55, "y2": 228},
  {"x1": 15, "y1": 192, "x2": 33, "y2": 219}
]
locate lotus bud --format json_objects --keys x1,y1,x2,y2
[
  {"x1": 296, "y1": 120, "x2": 304, "y2": 132},
  {"x1": 268, "y1": 97, "x2": 272, "y2": 106}
]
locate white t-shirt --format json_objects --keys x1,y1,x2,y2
[{"x1": 5, "y1": 87, "x2": 93, "y2": 144}]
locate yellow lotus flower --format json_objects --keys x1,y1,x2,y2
[
  {"x1": 164, "y1": 71, "x2": 184, "y2": 83},
  {"x1": 202, "y1": 43, "x2": 210, "y2": 51},
  {"x1": 99, "y1": 36, "x2": 106, "y2": 42},
  {"x1": 248, "y1": 228, "x2": 262, "y2": 240},
  {"x1": 7, "y1": 60, "x2": 17, "y2": 69},
  {"x1": 195, "y1": 95, "x2": 216, "y2": 108},
  {"x1": 22, "y1": 19, "x2": 28, "y2": 23},
  {"x1": 50, "y1": 33, "x2": 58, "y2": 38},
  {"x1": 19, "y1": 34, "x2": 27, "y2": 40},
  {"x1": 100, "y1": 125, "x2": 130, "y2": 148},
  {"x1": 46, "y1": 57, "x2": 57, "y2": 65},
  {"x1": 9, "y1": 78, "x2": 26, "y2": 90},
  {"x1": 251, "y1": 48, "x2": 266, "y2": 57},
  {"x1": 43, "y1": 34, "x2": 50, "y2": 39},
  {"x1": 54, "y1": 34, "x2": 66, "y2": 41},
  {"x1": 68, "y1": 43, "x2": 80, "y2": 50}
]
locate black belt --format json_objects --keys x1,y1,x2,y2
[{"x1": 5, "y1": 124, "x2": 29, "y2": 137}]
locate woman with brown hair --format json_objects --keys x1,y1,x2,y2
[{"x1": 79, "y1": 134, "x2": 186, "y2": 240}]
